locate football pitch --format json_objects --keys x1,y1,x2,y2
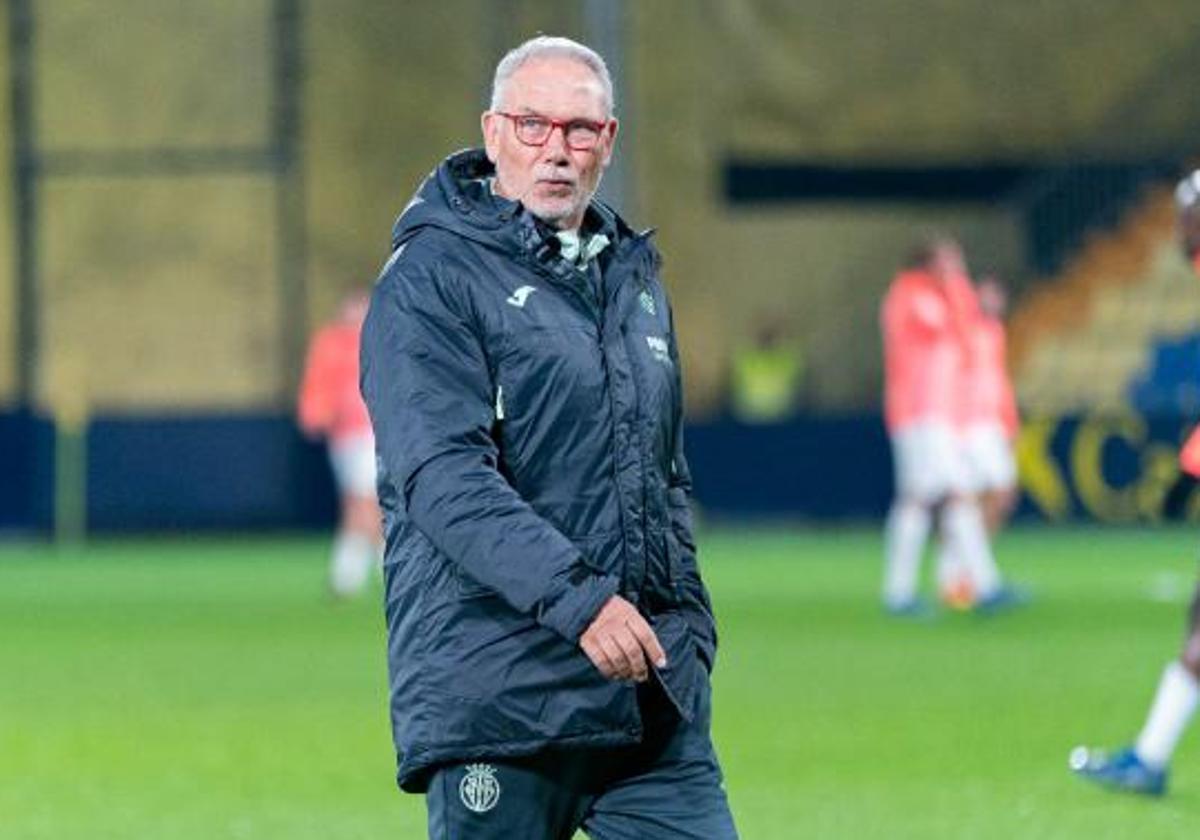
[{"x1": 2, "y1": 526, "x2": 1198, "y2": 839}]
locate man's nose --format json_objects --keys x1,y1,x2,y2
[{"x1": 541, "y1": 125, "x2": 570, "y2": 160}]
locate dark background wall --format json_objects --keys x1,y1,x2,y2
[
  {"x1": 3, "y1": 409, "x2": 1197, "y2": 533},
  {"x1": 5, "y1": 1, "x2": 1200, "y2": 415},
  {"x1": 4, "y1": 2, "x2": 1200, "y2": 531}
]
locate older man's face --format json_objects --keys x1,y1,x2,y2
[{"x1": 482, "y1": 57, "x2": 617, "y2": 231}]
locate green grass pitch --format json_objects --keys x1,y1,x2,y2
[{"x1": 2, "y1": 526, "x2": 1198, "y2": 838}]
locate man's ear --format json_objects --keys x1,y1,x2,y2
[
  {"x1": 599, "y1": 119, "x2": 619, "y2": 168},
  {"x1": 481, "y1": 112, "x2": 500, "y2": 163}
]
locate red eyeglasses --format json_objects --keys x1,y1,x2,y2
[{"x1": 495, "y1": 112, "x2": 611, "y2": 151}]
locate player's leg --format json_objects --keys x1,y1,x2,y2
[
  {"x1": 1133, "y1": 587, "x2": 1200, "y2": 771},
  {"x1": 425, "y1": 753, "x2": 590, "y2": 840},
  {"x1": 935, "y1": 506, "x2": 975, "y2": 610},
  {"x1": 1071, "y1": 582, "x2": 1200, "y2": 795},
  {"x1": 884, "y1": 496, "x2": 933, "y2": 612},
  {"x1": 582, "y1": 680, "x2": 738, "y2": 840},
  {"x1": 333, "y1": 492, "x2": 382, "y2": 592},
  {"x1": 1183, "y1": 590, "x2": 1200, "y2": 675},
  {"x1": 940, "y1": 491, "x2": 1000, "y2": 597},
  {"x1": 327, "y1": 433, "x2": 380, "y2": 597},
  {"x1": 940, "y1": 424, "x2": 1025, "y2": 613},
  {"x1": 981, "y1": 486, "x2": 1016, "y2": 534},
  {"x1": 329, "y1": 495, "x2": 376, "y2": 597},
  {"x1": 883, "y1": 424, "x2": 936, "y2": 613},
  {"x1": 943, "y1": 489, "x2": 1028, "y2": 615},
  {"x1": 936, "y1": 428, "x2": 983, "y2": 609},
  {"x1": 977, "y1": 425, "x2": 1018, "y2": 535},
  {"x1": 348, "y1": 432, "x2": 383, "y2": 553},
  {"x1": 935, "y1": 544, "x2": 975, "y2": 610}
]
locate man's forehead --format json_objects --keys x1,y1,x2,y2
[{"x1": 502, "y1": 58, "x2": 608, "y2": 116}]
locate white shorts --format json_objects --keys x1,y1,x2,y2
[
  {"x1": 329, "y1": 433, "x2": 378, "y2": 499},
  {"x1": 891, "y1": 420, "x2": 971, "y2": 502},
  {"x1": 961, "y1": 421, "x2": 1017, "y2": 494}
]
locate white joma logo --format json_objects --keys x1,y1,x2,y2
[{"x1": 506, "y1": 286, "x2": 536, "y2": 308}]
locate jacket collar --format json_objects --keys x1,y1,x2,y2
[{"x1": 392, "y1": 148, "x2": 636, "y2": 261}]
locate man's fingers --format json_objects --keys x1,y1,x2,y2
[
  {"x1": 626, "y1": 616, "x2": 667, "y2": 669},
  {"x1": 581, "y1": 636, "x2": 616, "y2": 680},
  {"x1": 578, "y1": 596, "x2": 665, "y2": 681},
  {"x1": 612, "y1": 628, "x2": 648, "y2": 682},
  {"x1": 598, "y1": 634, "x2": 634, "y2": 681}
]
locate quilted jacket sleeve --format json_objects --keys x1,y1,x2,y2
[
  {"x1": 361, "y1": 253, "x2": 618, "y2": 642},
  {"x1": 664, "y1": 304, "x2": 718, "y2": 667}
]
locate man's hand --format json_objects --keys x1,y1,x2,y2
[{"x1": 579, "y1": 595, "x2": 667, "y2": 682}]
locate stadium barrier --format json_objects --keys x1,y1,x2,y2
[
  {"x1": 1, "y1": 410, "x2": 1198, "y2": 533},
  {"x1": 688, "y1": 411, "x2": 1200, "y2": 524},
  {"x1": 0, "y1": 411, "x2": 336, "y2": 533},
  {"x1": 0, "y1": 409, "x2": 47, "y2": 531}
]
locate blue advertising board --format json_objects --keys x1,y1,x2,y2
[{"x1": 1, "y1": 410, "x2": 1197, "y2": 532}]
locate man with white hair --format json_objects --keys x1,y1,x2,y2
[{"x1": 361, "y1": 36, "x2": 737, "y2": 837}]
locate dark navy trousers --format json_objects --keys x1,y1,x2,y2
[{"x1": 425, "y1": 677, "x2": 738, "y2": 839}]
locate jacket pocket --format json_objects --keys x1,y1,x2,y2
[
  {"x1": 664, "y1": 530, "x2": 717, "y2": 674},
  {"x1": 663, "y1": 529, "x2": 687, "y2": 605},
  {"x1": 648, "y1": 611, "x2": 701, "y2": 723},
  {"x1": 422, "y1": 587, "x2": 540, "y2": 703}
]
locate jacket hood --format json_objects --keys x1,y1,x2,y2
[{"x1": 390, "y1": 148, "x2": 636, "y2": 257}]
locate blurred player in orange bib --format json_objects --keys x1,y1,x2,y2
[
  {"x1": 936, "y1": 276, "x2": 1020, "y2": 610},
  {"x1": 298, "y1": 291, "x2": 382, "y2": 598},
  {"x1": 1071, "y1": 170, "x2": 1200, "y2": 795},
  {"x1": 880, "y1": 237, "x2": 1018, "y2": 616}
]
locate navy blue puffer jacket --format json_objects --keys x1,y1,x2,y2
[{"x1": 361, "y1": 149, "x2": 717, "y2": 792}]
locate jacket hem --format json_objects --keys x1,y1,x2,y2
[{"x1": 396, "y1": 728, "x2": 641, "y2": 793}]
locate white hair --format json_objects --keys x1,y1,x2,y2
[
  {"x1": 1177, "y1": 170, "x2": 1200, "y2": 212},
  {"x1": 489, "y1": 36, "x2": 614, "y2": 116}
]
